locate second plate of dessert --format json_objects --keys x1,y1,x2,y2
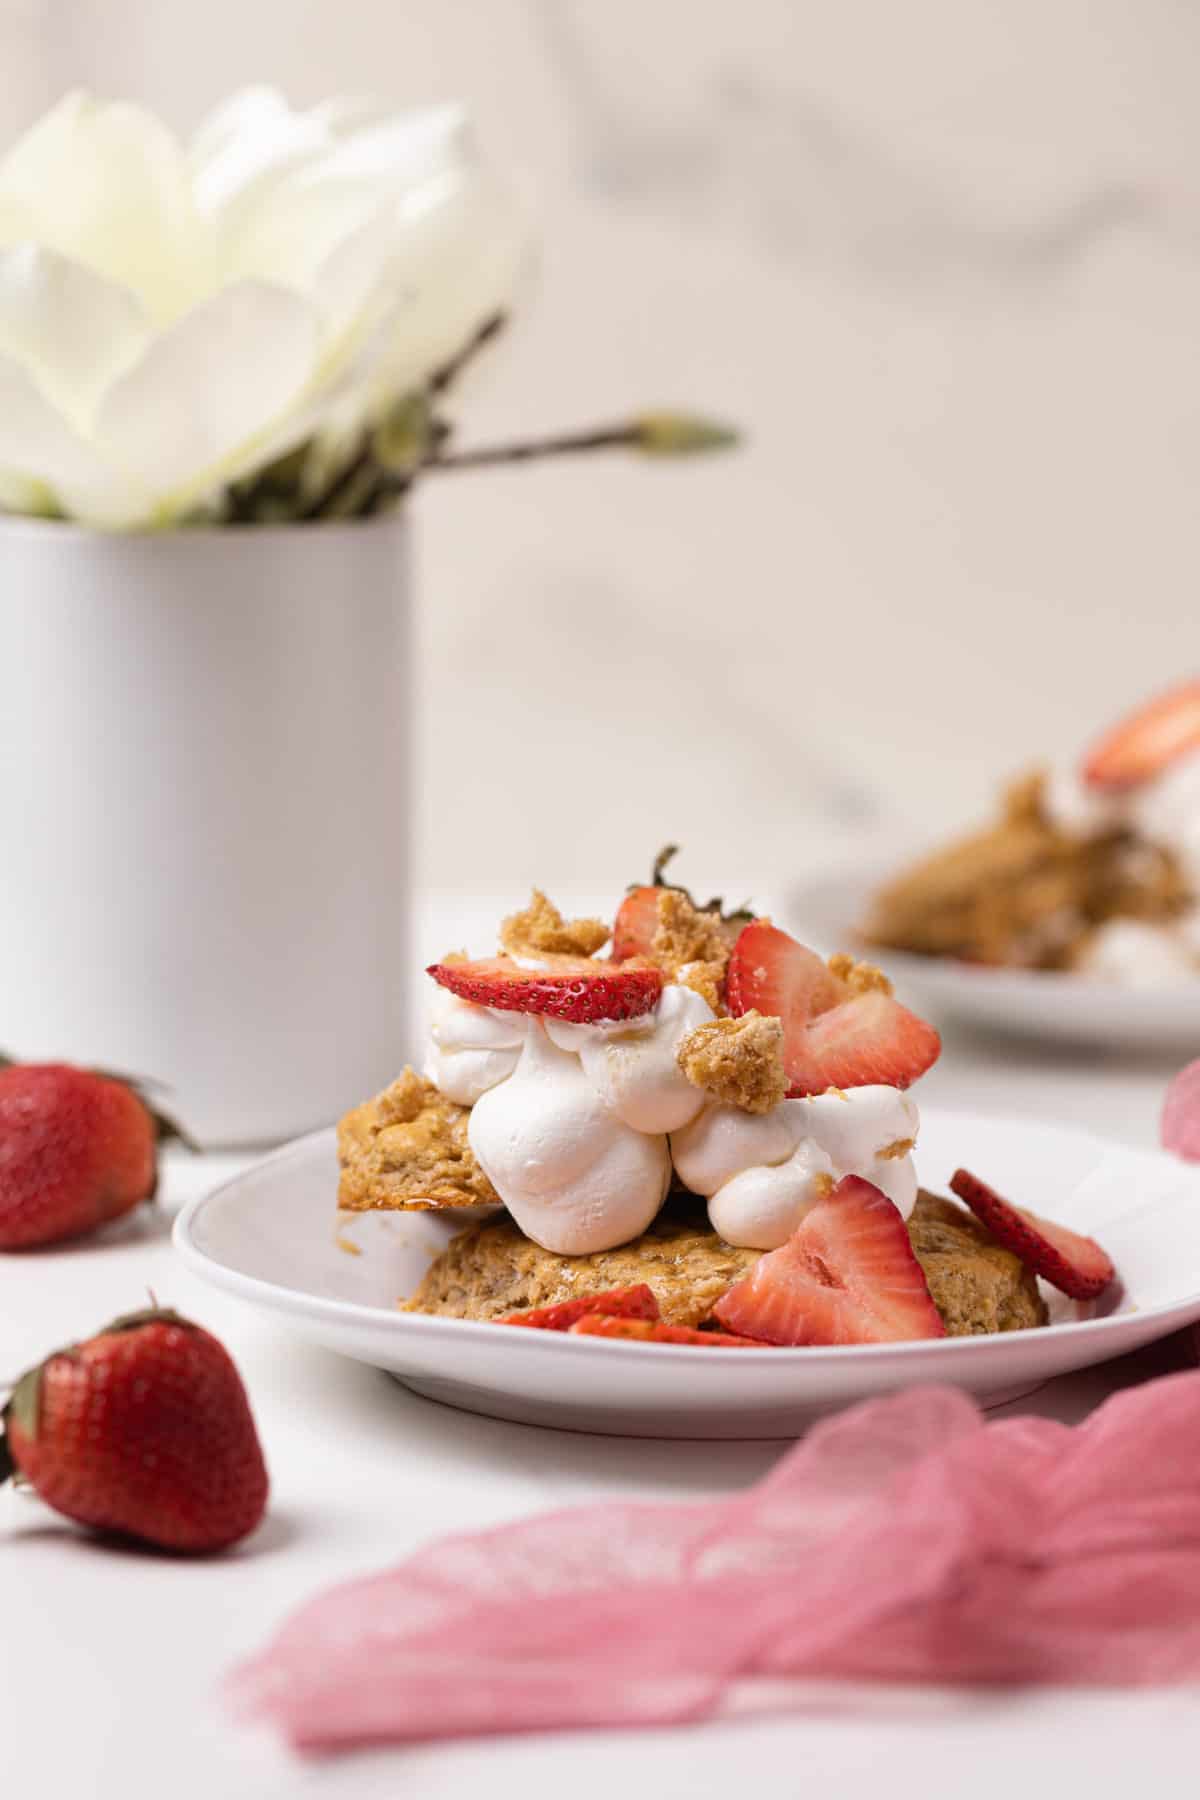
[{"x1": 788, "y1": 859, "x2": 1200, "y2": 1051}]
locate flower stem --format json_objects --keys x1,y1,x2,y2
[{"x1": 425, "y1": 412, "x2": 740, "y2": 475}]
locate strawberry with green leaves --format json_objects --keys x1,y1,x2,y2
[
  {"x1": 0, "y1": 1056, "x2": 188, "y2": 1250},
  {"x1": 1, "y1": 1308, "x2": 268, "y2": 1554}
]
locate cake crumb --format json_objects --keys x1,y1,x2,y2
[
  {"x1": 675, "y1": 959, "x2": 725, "y2": 1012},
  {"x1": 499, "y1": 889, "x2": 610, "y2": 959},
  {"x1": 646, "y1": 890, "x2": 732, "y2": 1010},
  {"x1": 337, "y1": 1067, "x2": 500, "y2": 1211},
  {"x1": 877, "y1": 1136, "x2": 916, "y2": 1160},
  {"x1": 827, "y1": 952, "x2": 893, "y2": 997},
  {"x1": 676, "y1": 1011, "x2": 788, "y2": 1114}
]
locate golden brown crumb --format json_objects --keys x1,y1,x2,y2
[
  {"x1": 644, "y1": 890, "x2": 731, "y2": 1011},
  {"x1": 498, "y1": 889, "x2": 610, "y2": 959},
  {"x1": 654, "y1": 889, "x2": 729, "y2": 968},
  {"x1": 827, "y1": 952, "x2": 893, "y2": 997},
  {"x1": 1003, "y1": 767, "x2": 1049, "y2": 828},
  {"x1": 676, "y1": 1011, "x2": 788, "y2": 1114},
  {"x1": 877, "y1": 1136, "x2": 916, "y2": 1160},
  {"x1": 337, "y1": 1068, "x2": 500, "y2": 1212},
  {"x1": 674, "y1": 960, "x2": 725, "y2": 1012}
]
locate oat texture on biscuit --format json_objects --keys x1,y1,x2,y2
[
  {"x1": 651, "y1": 890, "x2": 730, "y2": 1010},
  {"x1": 338, "y1": 1068, "x2": 500, "y2": 1211},
  {"x1": 908, "y1": 1191, "x2": 1047, "y2": 1334},
  {"x1": 403, "y1": 1202, "x2": 762, "y2": 1327},
  {"x1": 499, "y1": 889, "x2": 610, "y2": 959},
  {"x1": 404, "y1": 1191, "x2": 1049, "y2": 1337},
  {"x1": 676, "y1": 1011, "x2": 788, "y2": 1114}
]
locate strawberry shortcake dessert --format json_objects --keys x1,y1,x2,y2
[
  {"x1": 865, "y1": 680, "x2": 1200, "y2": 980},
  {"x1": 338, "y1": 856, "x2": 1115, "y2": 1346}
]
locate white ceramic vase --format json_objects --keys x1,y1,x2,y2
[{"x1": 0, "y1": 515, "x2": 410, "y2": 1146}]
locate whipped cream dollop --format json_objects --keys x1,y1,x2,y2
[
  {"x1": 1073, "y1": 918, "x2": 1199, "y2": 986},
  {"x1": 672, "y1": 1084, "x2": 919, "y2": 1250},
  {"x1": 425, "y1": 972, "x2": 921, "y2": 1255},
  {"x1": 467, "y1": 1021, "x2": 671, "y2": 1253},
  {"x1": 424, "y1": 985, "x2": 527, "y2": 1105},
  {"x1": 1044, "y1": 749, "x2": 1200, "y2": 885},
  {"x1": 1043, "y1": 749, "x2": 1200, "y2": 982},
  {"x1": 544, "y1": 983, "x2": 713, "y2": 1133}
]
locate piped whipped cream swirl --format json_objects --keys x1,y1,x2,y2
[
  {"x1": 672, "y1": 1085, "x2": 919, "y2": 1249},
  {"x1": 424, "y1": 974, "x2": 921, "y2": 1256},
  {"x1": 467, "y1": 1022, "x2": 671, "y2": 1253},
  {"x1": 424, "y1": 985, "x2": 527, "y2": 1105}
]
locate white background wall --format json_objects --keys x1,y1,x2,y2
[{"x1": 4, "y1": 0, "x2": 1198, "y2": 900}]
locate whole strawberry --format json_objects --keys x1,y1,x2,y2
[
  {"x1": 0, "y1": 1308, "x2": 268, "y2": 1553},
  {"x1": 0, "y1": 1057, "x2": 181, "y2": 1250}
]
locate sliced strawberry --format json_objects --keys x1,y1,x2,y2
[
  {"x1": 569, "y1": 1315, "x2": 763, "y2": 1346},
  {"x1": 713, "y1": 1175, "x2": 946, "y2": 1345},
  {"x1": 1082, "y1": 680, "x2": 1200, "y2": 791},
  {"x1": 427, "y1": 956, "x2": 662, "y2": 1023},
  {"x1": 501, "y1": 1285, "x2": 660, "y2": 1331},
  {"x1": 781, "y1": 988, "x2": 942, "y2": 1095},
  {"x1": 726, "y1": 919, "x2": 844, "y2": 1024},
  {"x1": 949, "y1": 1169, "x2": 1115, "y2": 1300},
  {"x1": 726, "y1": 921, "x2": 940, "y2": 1095},
  {"x1": 611, "y1": 886, "x2": 662, "y2": 961}
]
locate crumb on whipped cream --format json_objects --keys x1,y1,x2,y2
[
  {"x1": 676, "y1": 1011, "x2": 788, "y2": 1114},
  {"x1": 499, "y1": 889, "x2": 611, "y2": 960}
]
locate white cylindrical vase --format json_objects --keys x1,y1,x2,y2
[{"x1": 0, "y1": 515, "x2": 410, "y2": 1147}]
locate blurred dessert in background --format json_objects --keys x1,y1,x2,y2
[{"x1": 863, "y1": 681, "x2": 1200, "y2": 981}]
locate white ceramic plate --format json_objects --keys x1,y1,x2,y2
[
  {"x1": 787, "y1": 862, "x2": 1200, "y2": 1051},
  {"x1": 173, "y1": 1111, "x2": 1200, "y2": 1439}
]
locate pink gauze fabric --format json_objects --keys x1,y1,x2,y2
[
  {"x1": 1162, "y1": 1058, "x2": 1200, "y2": 1161},
  {"x1": 229, "y1": 1372, "x2": 1200, "y2": 1752}
]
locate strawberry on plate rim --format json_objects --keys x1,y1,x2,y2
[{"x1": 949, "y1": 1168, "x2": 1115, "y2": 1301}]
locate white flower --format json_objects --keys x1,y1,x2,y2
[{"x1": 0, "y1": 89, "x2": 527, "y2": 527}]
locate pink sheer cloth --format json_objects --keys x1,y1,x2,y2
[
  {"x1": 1162, "y1": 1058, "x2": 1200, "y2": 1161},
  {"x1": 230, "y1": 1369, "x2": 1200, "y2": 1752}
]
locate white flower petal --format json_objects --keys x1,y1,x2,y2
[
  {"x1": 207, "y1": 102, "x2": 470, "y2": 294},
  {"x1": 0, "y1": 351, "x2": 147, "y2": 525},
  {"x1": 367, "y1": 165, "x2": 530, "y2": 397},
  {"x1": 0, "y1": 91, "x2": 206, "y2": 322},
  {"x1": 0, "y1": 245, "x2": 150, "y2": 426},
  {"x1": 189, "y1": 86, "x2": 332, "y2": 218},
  {"x1": 95, "y1": 282, "x2": 319, "y2": 515}
]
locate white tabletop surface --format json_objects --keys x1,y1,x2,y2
[{"x1": 5, "y1": 913, "x2": 1200, "y2": 1798}]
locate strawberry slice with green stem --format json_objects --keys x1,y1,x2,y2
[
  {"x1": 949, "y1": 1168, "x2": 1115, "y2": 1300},
  {"x1": 428, "y1": 956, "x2": 662, "y2": 1023},
  {"x1": 726, "y1": 920, "x2": 940, "y2": 1095},
  {"x1": 714, "y1": 1175, "x2": 946, "y2": 1345}
]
